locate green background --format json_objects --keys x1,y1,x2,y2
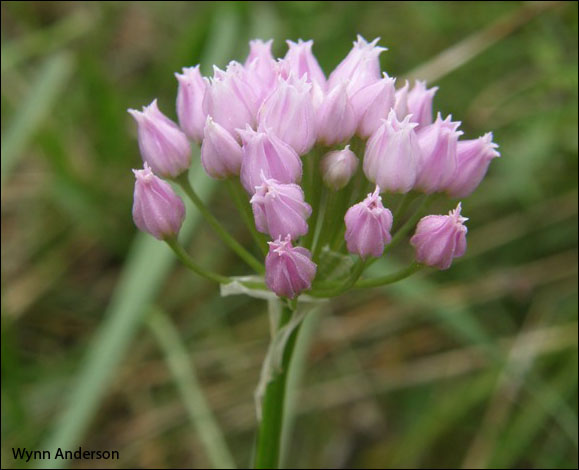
[{"x1": 1, "y1": 1, "x2": 577, "y2": 468}]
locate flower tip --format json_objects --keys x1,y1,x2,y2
[{"x1": 450, "y1": 202, "x2": 469, "y2": 223}]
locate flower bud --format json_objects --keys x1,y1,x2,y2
[
  {"x1": 320, "y1": 145, "x2": 358, "y2": 190},
  {"x1": 284, "y1": 39, "x2": 326, "y2": 90},
  {"x1": 265, "y1": 235, "x2": 317, "y2": 298},
  {"x1": 200, "y1": 117, "x2": 243, "y2": 179},
  {"x1": 250, "y1": 173, "x2": 312, "y2": 240},
  {"x1": 410, "y1": 203, "x2": 468, "y2": 270},
  {"x1": 407, "y1": 80, "x2": 438, "y2": 129},
  {"x1": 203, "y1": 62, "x2": 259, "y2": 137},
  {"x1": 393, "y1": 81, "x2": 409, "y2": 120},
  {"x1": 328, "y1": 35, "x2": 386, "y2": 96},
  {"x1": 350, "y1": 73, "x2": 396, "y2": 138},
  {"x1": 363, "y1": 110, "x2": 422, "y2": 193},
  {"x1": 246, "y1": 39, "x2": 274, "y2": 65},
  {"x1": 445, "y1": 133, "x2": 500, "y2": 198},
  {"x1": 175, "y1": 66, "x2": 207, "y2": 143},
  {"x1": 414, "y1": 114, "x2": 463, "y2": 194},
  {"x1": 344, "y1": 186, "x2": 393, "y2": 258},
  {"x1": 128, "y1": 100, "x2": 191, "y2": 178},
  {"x1": 316, "y1": 81, "x2": 357, "y2": 145},
  {"x1": 245, "y1": 39, "x2": 277, "y2": 102},
  {"x1": 132, "y1": 164, "x2": 185, "y2": 240},
  {"x1": 258, "y1": 75, "x2": 316, "y2": 155},
  {"x1": 239, "y1": 126, "x2": 303, "y2": 193}
]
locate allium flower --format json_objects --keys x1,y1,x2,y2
[
  {"x1": 407, "y1": 80, "x2": 438, "y2": 129},
  {"x1": 203, "y1": 62, "x2": 260, "y2": 137},
  {"x1": 128, "y1": 99, "x2": 191, "y2": 178},
  {"x1": 410, "y1": 203, "x2": 468, "y2": 270},
  {"x1": 239, "y1": 125, "x2": 303, "y2": 193},
  {"x1": 393, "y1": 81, "x2": 409, "y2": 120},
  {"x1": 344, "y1": 186, "x2": 393, "y2": 258},
  {"x1": 244, "y1": 39, "x2": 277, "y2": 102},
  {"x1": 200, "y1": 117, "x2": 243, "y2": 179},
  {"x1": 446, "y1": 133, "x2": 500, "y2": 198},
  {"x1": 320, "y1": 146, "x2": 359, "y2": 190},
  {"x1": 328, "y1": 35, "x2": 386, "y2": 96},
  {"x1": 127, "y1": 36, "x2": 503, "y2": 466},
  {"x1": 414, "y1": 114, "x2": 463, "y2": 194},
  {"x1": 132, "y1": 164, "x2": 185, "y2": 240},
  {"x1": 284, "y1": 39, "x2": 327, "y2": 89},
  {"x1": 175, "y1": 66, "x2": 207, "y2": 143},
  {"x1": 250, "y1": 173, "x2": 312, "y2": 240},
  {"x1": 350, "y1": 72, "x2": 396, "y2": 138},
  {"x1": 316, "y1": 81, "x2": 357, "y2": 145},
  {"x1": 258, "y1": 75, "x2": 316, "y2": 155},
  {"x1": 363, "y1": 110, "x2": 422, "y2": 193},
  {"x1": 129, "y1": 34, "x2": 499, "y2": 303},
  {"x1": 265, "y1": 235, "x2": 317, "y2": 298}
]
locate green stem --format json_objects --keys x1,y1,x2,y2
[
  {"x1": 165, "y1": 238, "x2": 231, "y2": 284},
  {"x1": 311, "y1": 262, "x2": 424, "y2": 296},
  {"x1": 225, "y1": 179, "x2": 268, "y2": 256},
  {"x1": 302, "y1": 148, "x2": 323, "y2": 250},
  {"x1": 392, "y1": 192, "x2": 418, "y2": 229},
  {"x1": 355, "y1": 262, "x2": 424, "y2": 288},
  {"x1": 165, "y1": 241, "x2": 271, "y2": 292},
  {"x1": 311, "y1": 188, "x2": 329, "y2": 261},
  {"x1": 175, "y1": 174, "x2": 264, "y2": 274},
  {"x1": 254, "y1": 304, "x2": 301, "y2": 469},
  {"x1": 387, "y1": 194, "x2": 434, "y2": 253},
  {"x1": 312, "y1": 258, "x2": 367, "y2": 297}
]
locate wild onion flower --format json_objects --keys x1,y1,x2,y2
[
  {"x1": 128, "y1": 32, "x2": 500, "y2": 303},
  {"x1": 410, "y1": 203, "x2": 468, "y2": 269},
  {"x1": 265, "y1": 235, "x2": 317, "y2": 298},
  {"x1": 132, "y1": 164, "x2": 185, "y2": 240},
  {"x1": 344, "y1": 186, "x2": 393, "y2": 258},
  {"x1": 320, "y1": 146, "x2": 359, "y2": 190},
  {"x1": 127, "y1": 35, "x2": 500, "y2": 469}
]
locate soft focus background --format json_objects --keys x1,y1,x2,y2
[{"x1": 1, "y1": 2, "x2": 578, "y2": 469}]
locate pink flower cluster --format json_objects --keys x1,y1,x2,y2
[{"x1": 129, "y1": 36, "x2": 500, "y2": 298}]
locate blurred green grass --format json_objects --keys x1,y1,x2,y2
[{"x1": 1, "y1": 2, "x2": 577, "y2": 469}]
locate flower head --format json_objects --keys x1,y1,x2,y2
[
  {"x1": 316, "y1": 81, "x2": 357, "y2": 145},
  {"x1": 250, "y1": 173, "x2": 312, "y2": 240},
  {"x1": 328, "y1": 35, "x2": 387, "y2": 96},
  {"x1": 320, "y1": 145, "x2": 359, "y2": 190},
  {"x1": 265, "y1": 235, "x2": 317, "y2": 298},
  {"x1": 344, "y1": 186, "x2": 393, "y2": 258},
  {"x1": 203, "y1": 62, "x2": 260, "y2": 137},
  {"x1": 410, "y1": 203, "x2": 468, "y2": 269},
  {"x1": 445, "y1": 133, "x2": 500, "y2": 198},
  {"x1": 258, "y1": 75, "x2": 316, "y2": 155},
  {"x1": 175, "y1": 66, "x2": 207, "y2": 142},
  {"x1": 128, "y1": 100, "x2": 191, "y2": 178},
  {"x1": 363, "y1": 110, "x2": 422, "y2": 193},
  {"x1": 415, "y1": 113, "x2": 463, "y2": 194},
  {"x1": 132, "y1": 164, "x2": 185, "y2": 240},
  {"x1": 407, "y1": 80, "x2": 438, "y2": 129},
  {"x1": 200, "y1": 117, "x2": 243, "y2": 179},
  {"x1": 350, "y1": 72, "x2": 396, "y2": 138},
  {"x1": 239, "y1": 125, "x2": 303, "y2": 193},
  {"x1": 284, "y1": 39, "x2": 326, "y2": 89},
  {"x1": 244, "y1": 39, "x2": 277, "y2": 102}
]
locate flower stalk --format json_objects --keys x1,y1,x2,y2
[
  {"x1": 254, "y1": 303, "x2": 301, "y2": 469},
  {"x1": 175, "y1": 173, "x2": 265, "y2": 274}
]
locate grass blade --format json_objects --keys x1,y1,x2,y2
[
  {"x1": 147, "y1": 308, "x2": 236, "y2": 469},
  {"x1": 34, "y1": 6, "x2": 246, "y2": 467},
  {"x1": 1, "y1": 53, "x2": 74, "y2": 186}
]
